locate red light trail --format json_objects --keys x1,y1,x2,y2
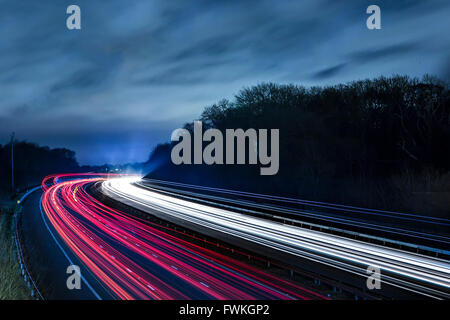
[{"x1": 40, "y1": 174, "x2": 327, "y2": 300}]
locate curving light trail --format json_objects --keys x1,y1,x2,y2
[
  {"x1": 102, "y1": 177, "x2": 450, "y2": 299},
  {"x1": 140, "y1": 179, "x2": 450, "y2": 249},
  {"x1": 41, "y1": 174, "x2": 325, "y2": 300}
]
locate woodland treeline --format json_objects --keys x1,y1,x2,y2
[
  {"x1": 0, "y1": 142, "x2": 79, "y2": 195},
  {"x1": 146, "y1": 75, "x2": 450, "y2": 216}
]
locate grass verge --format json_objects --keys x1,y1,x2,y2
[{"x1": 0, "y1": 206, "x2": 31, "y2": 300}]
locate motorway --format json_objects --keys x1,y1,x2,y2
[
  {"x1": 18, "y1": 174, "x2": 326, "y2": 300},
  {"x1": 17, "y1": 173, "x2": 450, "y2": 299},
  {"x1": 101, "y1": 177, "x2": 450, "y2": 299},
  {"x1": 19, "y1": 187, "x2": 108, "y2": 299},
  {"x1": 139, "y1": 179, "x2": 450, "y2": 252}
]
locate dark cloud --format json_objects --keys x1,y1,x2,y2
[
  {"x1": 350, "y1": 42, "x2": 420, "y2": 63},
  {"x1": 51, "y1": 56, "x2": 123, "y2": 93},
  {"x1": 312, "y1": 63, "x2": 348, "y2": 80}
]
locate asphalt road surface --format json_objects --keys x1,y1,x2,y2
[{"x1": 19, "y1": 174, "x2": 325, "y2": 300}]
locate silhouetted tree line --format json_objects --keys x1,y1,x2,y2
[
  {"x1": 146, "y1": 75, "x2": 450, "y2": 216},
  {"x1": 0, "y1": 140, "x2": 154, "y2": 197},
  {"x1": 0, "y1": 141, "x2": 79, "y2": 195}
]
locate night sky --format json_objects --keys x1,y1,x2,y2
[{"x1": 1, "y1": 0, "x2": 449, "y2": 165}]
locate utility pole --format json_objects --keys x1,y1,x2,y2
[{"x1": 11, "y1": 132, "x2": 15, "y2": 193}]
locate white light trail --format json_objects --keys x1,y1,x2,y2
[{"x1": 102, "y1": 178, "x2": 450, "y2": 298}]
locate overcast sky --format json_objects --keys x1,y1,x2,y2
[{"x1": 1, "y1": 0, "x2": 449, "y2": 165}]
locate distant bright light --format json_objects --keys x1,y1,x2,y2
[{"x1": 112, "y1": 176, "x2": 142, "y2": 184}]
